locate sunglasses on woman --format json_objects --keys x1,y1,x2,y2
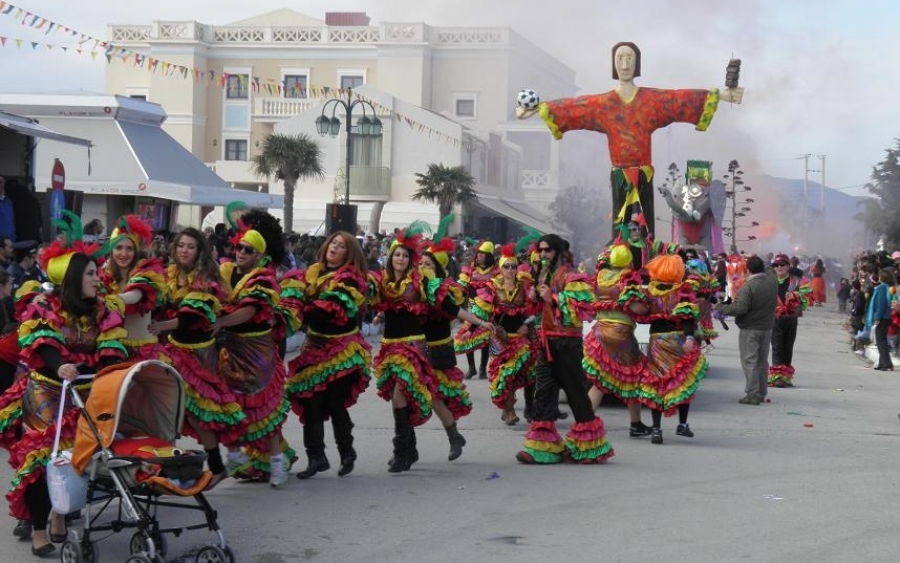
[{"x1": 235, "y1": 244, "x2": 257, "y2": 255}]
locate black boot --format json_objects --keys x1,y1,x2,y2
[
  {"x1": 465, "y1": 353, "x2": 477, "y2": 379},
  {"x1": 479, "y1": 350, "x2": 489, "y2": 379},
  {"x1": 523, "y1": 385, "x2": 535, "y2": 422},
  {"x1": 389, "y1": 426, "x2": 418, "y2": 468},
  {"x1": 297, "y1": 451, "x2": 330, "y2": 479},
  {"x1": 297, "y1": 421, "x2": 330, "y2": 479},
  {"x1": 388, "y1": 407, "x2": 412, "y2": 473},
  {"x1": 445, "y1": 423, "x2": 466, "y2": 461},
  {"x1": 333, "y1": 419, "x2": 357, "y2": 477}
]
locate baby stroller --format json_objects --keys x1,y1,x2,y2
[{"x1": 62, "y1": 360, "x2": 233, "y2": 563}]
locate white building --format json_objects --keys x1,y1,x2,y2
[{"x1": 104, "y1": 9, "x2": 599, "y2": 239}]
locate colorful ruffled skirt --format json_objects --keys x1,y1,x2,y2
[
  {"x1": 697, "y1": 300, "x2": 719, "y2": 341},
  {"x1": 1, "y1": 373, "x2": 90, "y2": 519},
  {"x1": 374, "y1": 336, "x2": 436, "y2": 427},
  {"x1": 453, "y1": 321, "x2": 492, "y2": 354},
  {"x1": 286, "y1": 331, "x2": 372, "y2": 423},
  {"x1": 582, "y1": 318, "x2": 646, "y2": 403},
  {"x1": 161, "y1": 336, "x2": 246, "y2": 446},
  {"x1": 218, "y1": 330, "x2": 294, "y2": 480},
  {"x1": 488, "y1": 333, "x2": 536, "y2": 409},
  {"x1": 639, "y1": 331, "x2": 708, "y2": 415}
]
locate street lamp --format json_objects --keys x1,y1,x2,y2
[{"x1": 316, "y1": 88, "x2": 383, "y2": 232}]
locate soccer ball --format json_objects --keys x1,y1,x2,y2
[{"x1": 516, "y1": 88, "x2": 540, "y2": 110}]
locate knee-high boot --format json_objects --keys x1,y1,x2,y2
[
  {"x1": 332, "y1": 418, "x2": 357, "y2": 477},
  {"x1": 465, "y1": 352, "x2": 477, "y2": 379},
  {"x1": 297, "y1": 420, "x2": 330, "y2": 479},
  {"x1": 479, "y1": 348, "x2": 489, "y2": 379},
  {"x1": 523, "y1": 385, "x2": 535, "y2": 422},
  {"x1": 388, "y1": 407, "x2": 412, "y2": 473},
  {"x1": 445, "y1": 423, "x2": 466, "y2": 461}
]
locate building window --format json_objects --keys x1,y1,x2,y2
[
  {"x1": 129, "y1": 95, "x2": 147, "y2": 101},
  {"x1": 340, "y1": 75, "x2": 364, "y2": 90},
  {"x1": 226, "y1": 74, "x2": 249, "y2": 99},
  {"x1": 284, "y1": 74, "x2": 308, "y2": 98},
  {"x1": 224, "y1": 140, "x2": 248, "y2": 161},
  {"x1": 349, "y1": 131, "x2": 383, "y2": 166},
  {"x1": 455, "y1": 98, "x2": 476, "y2": 118}
]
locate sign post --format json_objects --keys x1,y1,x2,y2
[{"x1": 49, "y1": 158, "x2": 65, "y2": 237}]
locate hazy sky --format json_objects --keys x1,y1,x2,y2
[{"x1": 1, "y1": 0, "x2": 897, "y2": 195}]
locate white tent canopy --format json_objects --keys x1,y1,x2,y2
[{"x1": 31, "y1": 115, "x2": 281, "y2": 208}]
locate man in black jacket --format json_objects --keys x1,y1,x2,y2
[{"x1": 715, "y1": 255, "x2": 777, "y2": 405}]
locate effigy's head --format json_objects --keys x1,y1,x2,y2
[{"x1": 612, "y1": 42, "x2": 641, "y2": 80}]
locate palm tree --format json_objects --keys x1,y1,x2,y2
[
  {"x1": 252, "y1": 133, "x2": 325, "y2": 233},
  {"x1": 412, "y1": 163, "x2": 478, "y2": 221}
]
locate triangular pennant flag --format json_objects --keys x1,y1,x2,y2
[
  {"x1": 30, "y1": 41, "x2": 38, "y2": 49},
  {"x1": 0, "y1": 37, "x2": 5, "y2": 46},
  {"x1": 14, "y1": 38, "x2": 21, "y2": 48}
]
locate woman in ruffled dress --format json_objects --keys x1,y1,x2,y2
[
  {"x1": 685, "y1": 257, "x2": 720, "y2": 349},
  {"x1": 419, "y1": 233, "x2": 483, "y2": 460},
  {"x1": 477, "y1": 243, "x2": 538, "y2": 426},
  {"x1": 284, "y1": 231, "x2": 371, "y2": 479},
  {"x1": 622, "y1": 254, "x2": 708, "y2": 444},
  {"x1": 515, "y1": 234, "x2": 614, "y2": 465},
  {"x1": 583, "y1": 244, "x2": 651, "y2": 437},
  {"x1": 148, "y1": 228, "x2": 245, "y2": 488},
  {"x1": 454, "y1": 241, "x2": 498, "y2": 379},
  {"x1": 372, "y1": 225, "x2": 491, "y2": 472},
  {"x1": 98, "y1": 215, "x2": 166, "y2": 359},
  {"x1": 0, "y1": 214, "x2": 127, "y2": 557},
  {"x1": 216, "y1": 213, "x2": 293, "y2": 487}
]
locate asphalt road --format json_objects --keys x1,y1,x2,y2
[{"x1": 2, "y1": 300, "x2": 899, "y2": 563}]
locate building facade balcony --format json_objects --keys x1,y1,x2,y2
[{"x1": 253, "y1": 97, "x2": 321, "y2": 122}]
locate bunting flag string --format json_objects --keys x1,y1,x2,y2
[{"x1": 0, "y1": 0, "x2": 462, "y2": 148}]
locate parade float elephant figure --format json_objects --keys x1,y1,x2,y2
[{"x1": 657, "y1": 160, "x2": 725, "y2": 254}]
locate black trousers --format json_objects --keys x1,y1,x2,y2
[
  {"x1": 771, "y1": 316, "x2": 798, "y2": 367},
  {"x1": 532, "y1": 336, "x2": 593, "y2": 424},
  {"x1": 875, "y1": 320, "x2": 893, "y2": 369}
]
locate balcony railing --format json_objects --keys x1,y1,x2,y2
[
  {"x1": 108, "y1": 22, "x2": 511, "y2": 47},
  {"x1": 253, "y1": 97, "x2": 319, "y2": 119},
  {"x1": 521, "y1": 170, "x2": 551, "y2": 189},
  {"x1": 348, "y1": 166, "x2": 391, "y2": 199}
]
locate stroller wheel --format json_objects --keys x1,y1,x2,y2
[
  {"x1": 130, "y1": 531, "x2": 168, "y2": 560},
  {"x1": 125, "y1": 555, "x2": 153, "y2": 563},
  {"x1": 195, "y1": 545, "x2": 228, "y2": 563},
  {"x1": 223, "y1": 545, "x2": 236, "y2": 563},
  {"x1": 60, "y1": 540, "x2": 85, "y2": 563}
]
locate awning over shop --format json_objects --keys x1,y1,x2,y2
[
  {"x1": 474, "y1": 195, "x2": 557, "y2": 234},
  {"x1": 0, "y1": 111, "x2": 91, "y2": 147},
  {"x1": 32, "y1": 116, "x2": 281, "y2": 209}
]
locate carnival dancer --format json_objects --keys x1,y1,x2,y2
[
  {"x1": 99, "y1": 215, "x2": 166, "y2": 359},
  {"x1": 516, "y1": 234, "x2": 613, "y2": 464},
  {"x1": 284, "y1": 231, "x2": 371, "y2": 479},
  {"x1": 477, "y1": 242, "x2": 538, "y2": 426},
  {"x1": 768, "y1": 253, "x2": 811, "y2": 387},
  {"x1": 685, "y1": 257, "x2": 720, "y2": 349},
  {"x1": 454, "y1": 240, "x2": 497, "y2": 379},
  {"x1": 216, "y1": 211, "x2": 293, "y2": 487},
  {"x1": 148, "y1": 228, "x2": 245, "y2": 489},
  {"x1": 419, "y1": 235, "x2": 483, "y2": 460},
  {"x1": 372, "y1": 223, "x2": 492, "y2": 472},
  {"x1": 623, "y1": 254, "x2": 708, "y2": 444},
  {"x1": 0, "y1": 212, "x2": 126, "y2": 557},
  {"x1": 583, "y1": 244, "x2": 652, "y2": 437}
]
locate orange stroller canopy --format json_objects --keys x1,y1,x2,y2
[{"x1": 72, "y1": 360, "x2": 186, "y2": 474}]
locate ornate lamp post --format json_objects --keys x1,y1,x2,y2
[{"x1": 316, "y1": 88, "x2": 383, "y2": 232}]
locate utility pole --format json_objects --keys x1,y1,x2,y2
[
  {"x1": 801, "y1": 153, "x2": 811, "y2": 226},
  {"x1": 818, "y1": 154, "x2": 826, "y2": 214}
]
